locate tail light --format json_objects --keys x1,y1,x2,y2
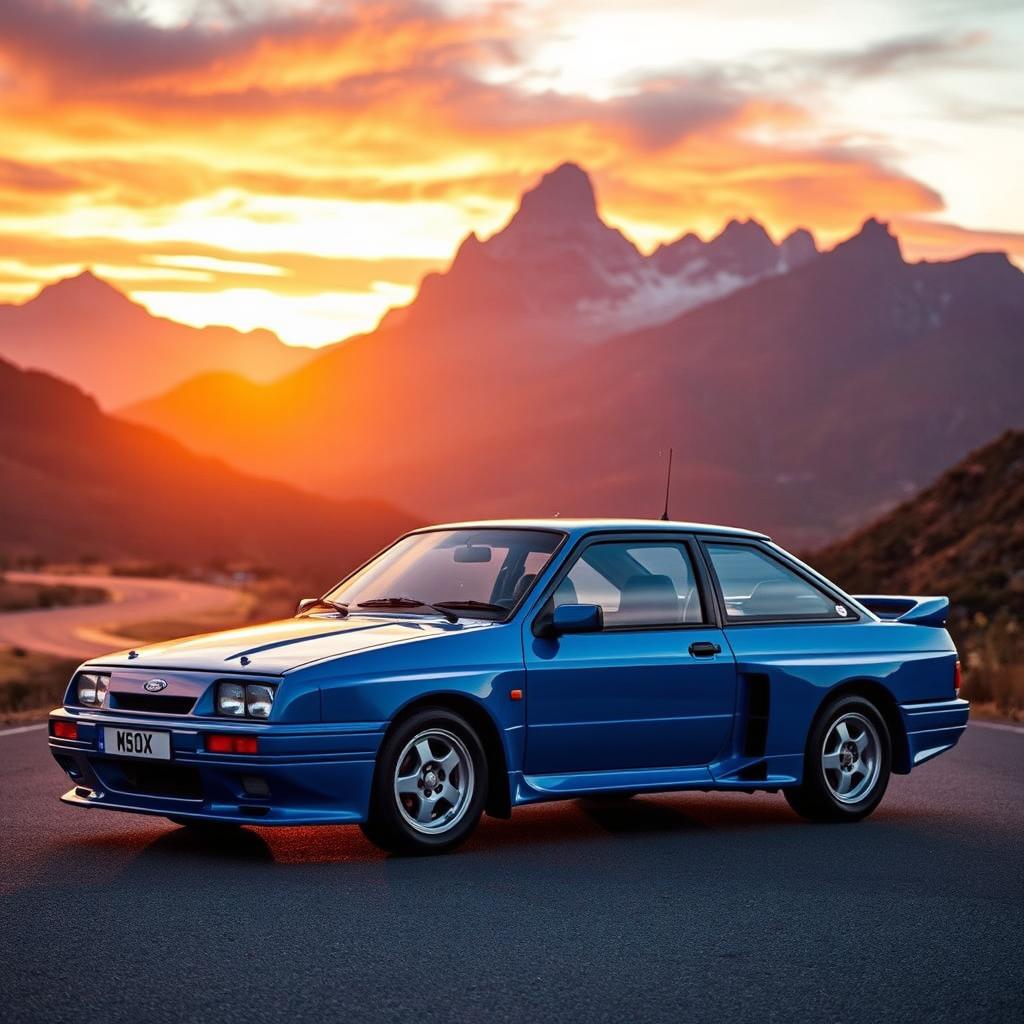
[{"x1": 954, "y1": 659, "x2": 962, "y2": 696}]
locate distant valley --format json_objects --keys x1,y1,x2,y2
[
  {"x1": 0, "y1": 271, "x2": 314, "y2": 407},
  {"x1": 0, "y1": 356, "x2": 415, "y2": 573}
]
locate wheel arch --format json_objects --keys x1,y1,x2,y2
[
  {"x1": 384, "y1": 692, "x2": 512, "y2": 818},
  {"x1": 815, "y1": 678, "x2": 911, "y2": 774}
]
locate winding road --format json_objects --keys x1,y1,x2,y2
[
  {"x1": 0, "y1": 721, "x2": 1020, "y2": 1024},
  {"x1": 0, "y1": 571, "x2": 244, "y2": 659}
]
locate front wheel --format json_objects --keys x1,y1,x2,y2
[
  {"x1": 360, "y1": 708, "x2": 488, "y2": 855},
  {"x1": 785, "y1": 695, "x2": 891, "y2": 823}
]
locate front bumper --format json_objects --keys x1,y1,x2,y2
[
  {"x1": 48, "y1": 708, "x2": 385, "y2": 826},
  {"x1": 900, "y1": 697, "x2": 970, "y2": 767}
]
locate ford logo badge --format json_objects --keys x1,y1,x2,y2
[{"x1": 144, "y1": 679, "x2": 168, "y2": 692}]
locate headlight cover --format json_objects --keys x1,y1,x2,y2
[
  {"x1": 216, "y1": 682, "x2": 246, "y2": 717},
  {"x1": 245, "y1": 684, "x2": 275, "y2": 719},
  {"x1": 76, "y1": 672, "x2": 109, "y2": 707},
  {"x1": 216, "y1": 681, "x2": 275, "y2": 719}
]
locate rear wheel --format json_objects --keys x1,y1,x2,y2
[
  {"x1": 785, "y1": 695, "x2": 891, "y2": 823},
  {"x1": 360, "y1": 708, "x2": 488, "y2": 855}
]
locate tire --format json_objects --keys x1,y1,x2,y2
[
  {"x1": 785, "y1": 694, "x2": 891, "y2": 823},
  {"x1": 360, "y1": 708, "x2": 488, "y2": 855}
]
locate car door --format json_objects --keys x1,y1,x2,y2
[{"x1": 522, "y1": 535, "x2": 737, "y2": 775}]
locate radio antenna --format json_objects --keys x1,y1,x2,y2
[{"x1": 660, "y1": 447, "x2": 673, "y2": 521}]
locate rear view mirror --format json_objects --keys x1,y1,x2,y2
[
  {"x1": 454, "y1": 545, "x2": 492, "y2": 563},
  {"x1": 551, "y1": 603, "x2": 603, "y2": 635},
  {"x1": 296, "y1": 597, "x2": 318, "y2": 615}
]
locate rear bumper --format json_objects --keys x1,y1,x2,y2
[
  {"x1": 900, "y1": 697, "x2": 970, "y2": 768},
  {"x1": 48, "y1": 709, "x2": 385, "y2": 826}
]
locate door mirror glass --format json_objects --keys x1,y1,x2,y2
[{"x1": 551, "y1": 603, "x2": 604, "y2": 635}]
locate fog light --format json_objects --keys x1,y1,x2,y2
[
  {"x1": 207, "y1": 734, "x2": 258, "y2": 754},
  {"x1": 242, "y1": 775, "x2": 270, "y2": 797},
  {"x1": 216, "y1": 682, "x2": 245, "y2": 716},
  {"x1": 245, "y1": 684, "x2": 275, "y2": 719},
  {"x1": 52, "y1": 720, "x2": 78, "y2": 740}
]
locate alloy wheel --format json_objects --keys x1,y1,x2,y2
[
  {"x1": 393, "y1": 728, "x2": 475, "y2": 834},
  {"x1": 821, "y1": 711, "x2": 881, "y2": 804}
]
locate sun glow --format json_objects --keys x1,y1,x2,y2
[{"x1": 133, "y1": 282, "x2": 417, "y2": 347}]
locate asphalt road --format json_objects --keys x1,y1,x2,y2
[
  {"x1": 0, "y1": 571, "x2": 243, "y2": 659},
  {"x1": 1, "y1": 721, "x2": 1020, "y2": 1024}
]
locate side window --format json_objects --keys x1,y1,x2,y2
[
  {"x1": 705, "y1": 543, "x2": 846, "y2": 621},
  {"x1": 554, "y1": 541, "x2": 704, "y2": 627}
]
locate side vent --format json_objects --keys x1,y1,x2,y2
[{"x1": 741, "y1": 673, "x2": 770, "y2": 759}]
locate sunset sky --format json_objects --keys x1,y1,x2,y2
[{"x1": 1, "y1": 0, "x2": 1022, "y2": 346}]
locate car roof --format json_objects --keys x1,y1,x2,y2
[{"x1": 417, "y1": 518, "x2": 770, "y2": 540}]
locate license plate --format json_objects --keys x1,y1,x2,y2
[{"x1": 102, "y1": 726, "x2": 171, "y2": 761}]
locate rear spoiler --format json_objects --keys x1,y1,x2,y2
[{"x1": 854, "y1": 595, "x2": 950, "y2": 628}]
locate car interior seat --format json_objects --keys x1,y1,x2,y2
[
  {"x1": 511, "y1": 573, "x2": 537, "y2": 604},
  {"x1": 616, "y1": 573, "x2": 679, "y2": 624}
]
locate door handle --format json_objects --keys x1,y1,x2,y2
[{"x1": 688, "y1": 641, "x2": 721, "y2": 658}]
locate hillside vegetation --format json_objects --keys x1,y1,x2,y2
[{"x1": 814, "y1": 430, "x2": 1024, "y2": 715}]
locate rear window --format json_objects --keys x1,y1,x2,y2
[{"x1": 705, "y1": 543, "x2": 848, "y2": 621}]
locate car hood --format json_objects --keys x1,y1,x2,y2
[{"x1": 89, "y1": 613, "x2": 494, "y2": 675}]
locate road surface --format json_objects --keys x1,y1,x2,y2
[
  {"x1": 0, "y1": 721, "x2": 1020, "y2": 1024},
  {"x1": 0, "y1": 571, "x2": 244, "y2": 659}
]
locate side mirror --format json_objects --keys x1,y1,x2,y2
[
  {"x1": 295, "y1": 597, "x2": 318, "y2": 616},
  {"x1": 550, "y1": 603, "x2": 604, "y2": 635}
]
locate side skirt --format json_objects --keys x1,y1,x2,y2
[{"x1": 512, "y1": 756, "x2": 801, "y2": 806}]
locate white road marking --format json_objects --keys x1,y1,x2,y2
[
  {"x1": 0, "y1": 723, "x2": 47, "y2": 738},
  {"x1": 971, "y1": 719, "x2": 1024, "y2": 735}
]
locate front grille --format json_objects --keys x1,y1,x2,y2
[
  {"x1": 110, "y1": 693, "x2": 197, "y2": 715},
  {"x1": 100, "y1": 760, "x2": 204, "y2": 800}
]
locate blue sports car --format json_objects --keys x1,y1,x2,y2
[{"x1": 48, "y1": 520, "x2": 969, "y2": 854}]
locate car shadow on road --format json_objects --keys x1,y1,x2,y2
[
  {"x1": 84, "y1": 792, "x2": 809, "y2": 874},
  {"x1": 464, "y1": 791, "x2": 801, "y2": 853}
]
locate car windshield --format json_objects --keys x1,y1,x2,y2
[{"x1": 324, "y1": 529, "x2": 564, "y2": 620}]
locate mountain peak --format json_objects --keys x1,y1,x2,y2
[
  {"x1": 31, "y1": 268, "x2": 133, "y2": 308},
  {"x1": 516, "y1": 162, "x2": 599, "y2": 224},
  {"x1": 831, "y1": 217, "x2": 903, "y2": 264},
  {"x1": 780, "y1": 227, "x2": 818, "y2": 268},
  {"x1": 714, "y1": 218, "x2": 772, "y2": 245}
]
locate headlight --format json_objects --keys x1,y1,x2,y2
[
  {"x1": 245, "y1": 684, "x2": 275, "y2": 719},
  {"x1": 216, "y1": 682, "x2": 246, "y2": 716},
  {"x1": 216, "y1": 681, "x2": 274, "y2": 719},
  {"x1": 76, "y1": 672, "x2": 109, "y2": 707}
]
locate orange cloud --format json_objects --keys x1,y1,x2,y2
[{"x1": 0, "y1": 0, "x2": 1014, "y2": 343}]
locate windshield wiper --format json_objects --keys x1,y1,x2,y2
[
  {"x1": 434, "y1": 600, "x2": 510, "y2": 617},
  {"x1": 357, "y1": 597, "x2": 458, "y2": 623}
]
